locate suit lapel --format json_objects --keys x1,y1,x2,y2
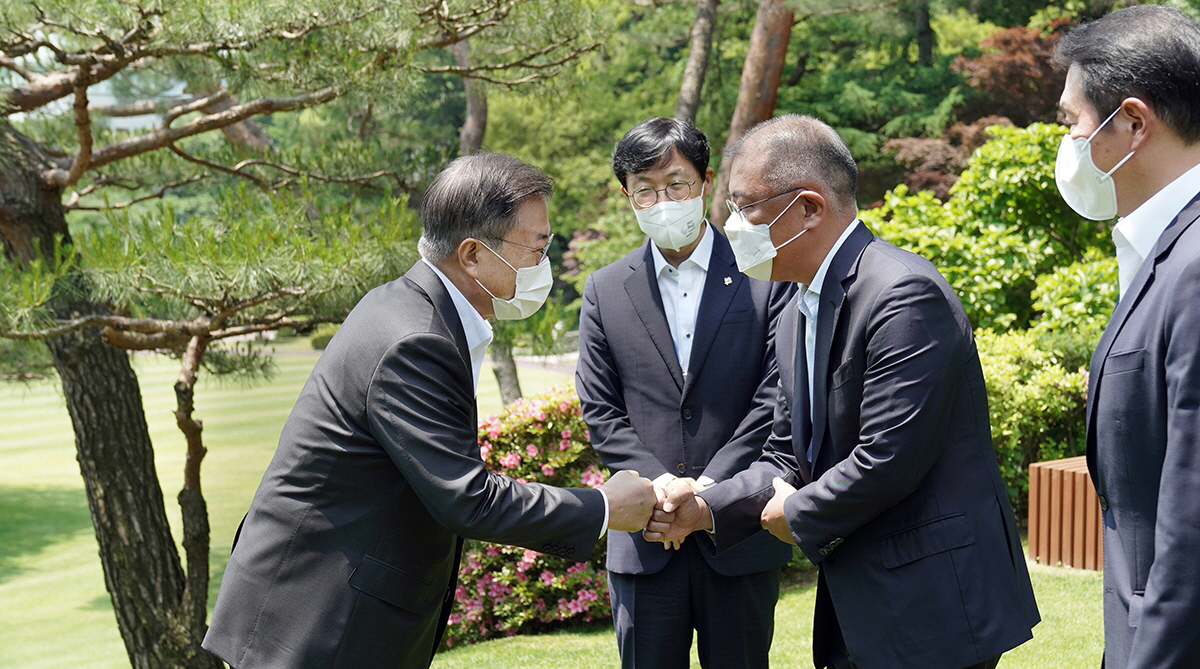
[
  {"x1": 405, "y1": 260, "x2": 472, "y2": 370},
  {"x1": 1086, "y1": 192, "x2": 1200, "y2": 463},
  {"x1": 625, "y1": 244, "x2": 685, "y2": 391},
  {"x1": 683, "y1": 226, "x2": 740, "y2": 397},
  {"x1": 809, "y1": 222, "x2": 873, "y2": 468}
]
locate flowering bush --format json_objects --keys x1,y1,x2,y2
[{"x1": 442, "y1": 385, "x2": 612, "y2": 649}]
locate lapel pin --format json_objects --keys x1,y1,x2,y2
[{"x1": 724, "y1": 276, "x2": 732, "y2": 285}]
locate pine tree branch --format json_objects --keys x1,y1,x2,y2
[
  {"x1": 418, "y1": 38, "x2": 599, "y2": 82},
  {"x1": 169, "y1": 145, "x2": 271, "y2": 189},
  {"x1": 0, "y1": 55, "x2": 35, "y2": 81},
  {"x1": 83, "y1": 87, "x2": 341, "y2": 171},
  {"x1": 64, "y1": 173, "x2": 209, "y2": 211}
]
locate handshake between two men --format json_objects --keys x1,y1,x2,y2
[{"x1": 602, "y1": 472, "x2": 800, "y2": 547}]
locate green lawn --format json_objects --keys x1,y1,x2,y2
[{"x1": 0, "y1": 340, "x2": 1102, "y2": 668}]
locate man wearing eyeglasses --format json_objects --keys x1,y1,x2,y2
[
  {"x1": 576, "y1": 117, "x2": 795, "y2": 668},
  {"x1": 645, "y1": 115, "x2": 1039, "y2": 669},
  {"x1": 203, "y1": 153, "x2": 657, "y2": 669}
]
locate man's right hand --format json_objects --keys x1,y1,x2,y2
[
  {"x1": 602, "y1": 470, "x2": 657, "y2": 532},
  {"x1": 644, "y1": 477, "x2": 712, "y2": 543}
]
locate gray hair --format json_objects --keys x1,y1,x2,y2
[
  {"x1": 418, "y1": 153, "x2": 554, "y2": 263},
  {"x1": 726, "y1": 114, "x2": 858, "y2": 211}
]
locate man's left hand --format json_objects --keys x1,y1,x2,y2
[{"x1": 761, "y1": 477, "x2": 798, "y2": 545}]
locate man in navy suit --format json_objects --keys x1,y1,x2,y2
[
  {"x1": 1053, "y1": 7, "x2": 1200, "y2": 667},
  {"x1": 647, "y1": 114, "x2": 1039, "y2": 669},
  {"x1": 576, "y1": 117, "x2": 794, "y2": 668}
]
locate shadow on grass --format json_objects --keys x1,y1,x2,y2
[{"x1": 0, "y1": 485, "x2": 92, "y2": 582}]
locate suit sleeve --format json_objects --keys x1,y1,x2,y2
[
  {"x1": 576, "y1": 274, "x2": 670, "y2": 479},
  {"x1": 1126, "y1": 253, "x2": 1200, "y2": 667},
  {"x1": 700, "y1": 290, "x2": 807, "y2": 553},
  {"x1": 783, "y1": 273, "x2": 965, "y2": 564},
  {"x1": 700, "y1": 280, "x2": 797, "y2": 483},
  {"x1": 367, "y1": 330, "x2": 606, "y2": 559}
]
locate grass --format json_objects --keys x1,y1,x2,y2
[{"x1": 0, "y1": 339, "x2": 1103, "y2": 668}]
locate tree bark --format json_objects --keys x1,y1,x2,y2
[
  {"x1": 914, "y1": 0, "x2": 934, "y2": 67},
  {"x1": 710, "y1": 0, "x2": 793, "y2": 228},
  {"x1": 454, "y1": 40, "x2": 488, "y2": 156},
  {"x1": 0, "y1": 121, "x2": 220, "y2": 669},
  {"x1": 675, "y1": 0, "x2": 720, "y2": 124},
  {"x1": 490, "y1": 337, "x2": 523, "y2": 407}
]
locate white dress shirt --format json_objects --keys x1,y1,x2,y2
[
  {"x1": 423, "y1": 257, "x2": 609, "y2": 536},
  {"x1": 1112, "y1": 161, "x2": 1200, "y2": 297},
  {"x1": 649, "y1": 225, "x2": 717, "y2": 489},
  {"x1": 650, "y1": 223, "x2": 714, "y2": 377}
]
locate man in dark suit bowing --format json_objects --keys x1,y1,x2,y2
[
  {"x1": 203, "y1": 153, "x2": 656, "y2": 669},
  {"x1": 576, "y1": 117, "x2": 794, "y2": 668},
  {"x1": 646, "y1": 114, "x2": 1039, "y2": 669},
  {"x1": 1053, "y1": 7, "x2": 1200, "y2": 667}
]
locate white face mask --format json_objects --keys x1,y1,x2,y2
[
  {"x1": 475, "y1": 243, "x2": 553, "y2": 320},
  {"x1": 631, "y1": 185, "x2": 707, "y2": 251},
  {"x1": 1055, "y1": 106, "x2": 1135, "y2": 221},
  {"x1": 724, "y1": 189, "x2": 808, "y2": 281}
]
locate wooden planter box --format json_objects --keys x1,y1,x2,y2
[{"x1": 1028, "y1": 456, "x2": 1102, "y2": 570}]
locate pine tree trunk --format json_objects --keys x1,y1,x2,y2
[
  {"x1": 455, "y1": 40, "x2": 488, "y2": 156},
  {"x1": 675, "y1": 0, "x2": 720, "y2": 124},
  {"x1": 914, "y1": 0, "x2": 934, "y2": 67},
  {"x1": 490, "y1": 339, "x2": 523, "y2": 407},
  {"x1": 0, "y1": 122, "x2": 220, "y2": 669},
  {"x1": 710, "y1": 0, "x2": 793, "y2": 228}
]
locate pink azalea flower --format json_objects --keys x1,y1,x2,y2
[
  {"x1": 561, "y1": 428, "x2": 572, "y2": 439},
  {"x1": 541, "y1": 464, "x2": 556, "y2": 476},
  {"x1": 498, "y1": 452, "x2": 521, "y2": 469},
  {"x1": 526, "y1": 443, "x2": 539, "y2": 457}
]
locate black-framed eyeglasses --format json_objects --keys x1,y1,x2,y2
[
  {"x1": 496, "y1": 234, "x2": 554, "y2": 263},
  {"x1": 629, "y1": 180, "x2": 697, "y2": 208},
  {"x1": 726, "y1": 185, "x2": 807, "y2": 218}
]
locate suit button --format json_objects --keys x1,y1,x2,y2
[
  {"x1": 677, "y1": 463, "x2": 687, "y2": 474},
  {"x1": 1099, "y1": 495, "x2": 1109, "y2": 511},
  {"x1": 682, "y1": 408, "x2": 693, "y2": 420}
]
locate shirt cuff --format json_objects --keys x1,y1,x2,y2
[
  {"x1": 696, "y1": 475, "x2": 715, "y2": 488},
  {"x1": 597, "y1": 488, "x2": 610, "y2": 540}
]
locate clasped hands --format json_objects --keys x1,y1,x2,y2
[{"x1": 638, "y1": 476, "x2": 799, "y2": 547}]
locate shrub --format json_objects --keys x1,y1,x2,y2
[
  {"x1": 977, "y1": 328, "x2": 1091, "y2": 524},
  {"x1": 310, "y1": 323, "x2": 340, "y2": 349},
  {"x1": 442, "y1": 386, "x2": 612, "y2": 649}
]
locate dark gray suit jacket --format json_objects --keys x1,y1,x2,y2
[
  {"x1": 1087, "y1": 190, "x2": 1200, "y2": 668},
  {"x1": 701, "y1": 222, "x2": 1039, "y2": 669},
  {"x1": 202, "y1": 261, "x2": 605, "y2": 669},
  {"x1": 576, "y1": 226, "x2": 794, "y2": 576}
]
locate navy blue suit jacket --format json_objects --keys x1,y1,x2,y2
[
  {"x1": 577, "y1": 225, "x2": 794, "y2": 576},
  {"x1": 701, "y1": 222, "x2": 1039, "y2": 669},
  {"x1": 1087, "y1": 190, "x2": 1200, "y2": 669}
]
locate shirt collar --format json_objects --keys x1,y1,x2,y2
[
  {"x1": 650, "y1": 222, "x2": 714, "y2": 277},
  {"x1": 800, "y1": 218, "x2": 860, "y2": 300},
  {"x1": 1114, "y1": 161, "x2": 1200, "y2": 261},
  {"x1": 422, "y1": 256, "x2": 494, "y2": 357}
]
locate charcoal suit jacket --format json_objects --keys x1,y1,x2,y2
[
  {"x1": 202, "y1": 260, "x2": 605, "y2": 669},
  {"x1": 576, "y1": 225, "x2": 794, "y2": 576},
  {"x1": 700, "y1": 221, "x2": 1039, "y2": 669},
  {"x1": 1086, "y1": 190, "x2": 1200, "y2": 668}
]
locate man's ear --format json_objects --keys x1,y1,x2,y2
[
  {"x1": 799, "y1": 190, "x2": 827, "y2": 226},
  {"x1": 457, "y1": 237, "x2": 483, "y2": 278},
  {"x1": 1122, "y1": 97, "x2": 1154, "y2": 151}
]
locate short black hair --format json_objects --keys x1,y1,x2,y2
[
  {"x1": 726, "y1": 114, "x2": 858, "y2": 210},
  {"x1": 611, "y1": 117, "x2": 710, "y2": 188},
  {"x1": 1054, "y1": 5, "x2": 1200, "y2": 145},
  {"x1": 418, "y1": 153, "x2": 553, "y2": 263}
]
